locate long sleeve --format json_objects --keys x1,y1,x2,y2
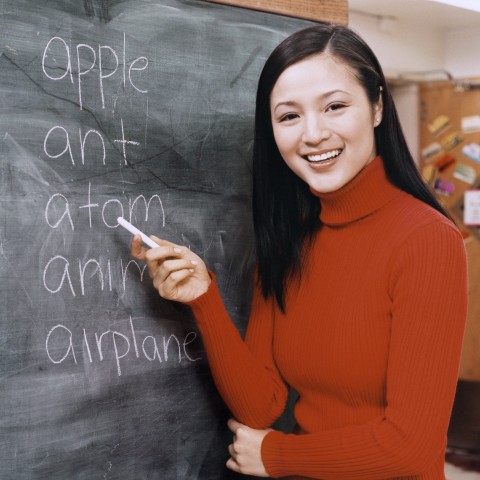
[
  {"x1": 261, "y1": 220, "x2": 468, "y2": 479},
  {"x1": 187, "y1": 273, "x2": 289, "y2": 428}
]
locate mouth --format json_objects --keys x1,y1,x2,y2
[{"x1": 304, "y1": 149, "x2": 342, "y2": 164}]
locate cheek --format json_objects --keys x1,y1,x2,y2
[{"x1": 272, "y1": 126, "x2": 296, "y2": 156}]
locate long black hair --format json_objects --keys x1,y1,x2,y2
[{"x1": 252, "y1": 23, "x2": 451, "y2": 312}]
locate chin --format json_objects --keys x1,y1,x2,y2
[{"x1": 309, "y1": 180, "x2": 343, "y2": 194}]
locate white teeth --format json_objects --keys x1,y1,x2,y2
[{"x1": 307, "y1": 150, "x2": 341, "y2": 162}]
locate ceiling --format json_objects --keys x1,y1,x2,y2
[{"x1": 348, "y1": 0, "x2": 480, "y2": 29}]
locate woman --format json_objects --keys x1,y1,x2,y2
[{"x1": 131, "y1": 24, "x2": 468, "y2": 479}]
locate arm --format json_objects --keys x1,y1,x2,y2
[
  {"x1": 130, "y1": 235, "x2": 289, "y2": 429},
  {"x1": 261, "y1": 221, "x2": 468, "y2": 479},
  {"x1": 187, "y1": 271, "x2": 289, "y2": 428}
]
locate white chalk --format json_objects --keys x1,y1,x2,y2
[{"x1": 117, "y1": 217, "x2": 159, "y2": 249}]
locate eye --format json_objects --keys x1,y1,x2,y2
[
  {"x1": 279, "y1": 113, "x2": 299, "y2": 122},
  {"x1": 326, "y1": 103, "x2": 345, "y2": 112}
]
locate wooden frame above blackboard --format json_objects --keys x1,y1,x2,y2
[{"x1": 206, "y1": 0, "x2": 349, "y2": 24}]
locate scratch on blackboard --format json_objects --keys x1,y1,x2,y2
[
  {"x1": 0, "y1": 235, "x2": 34, "y2": 309},
  {"x1": 230, "y1": 46, "x2": 262, "y2": 88},
  {"x1": 4, "y1": 133, "x2": 52, "y2": 186},
  {"x1": 5, "y1": 45, "x2": 17, "y2": 55},
  {"x1": 83, "y1": 0, "x2": 111, "y2": 23},
  {"x1": 2, "y1": 54, "x2": 129, "y2": 168},
  {"x1": 102, "y1": 443, "x2": 120, "y2": 479},
  {"x1": 102, "y1": 461, "x2": 112, "y2": 479},
  {"x1": 144, "y1": 96, "x2": 149, "y2": 146}
]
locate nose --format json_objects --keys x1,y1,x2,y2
[{"x1": 302, "y1": 113, "x2": 330, "y2": 145}]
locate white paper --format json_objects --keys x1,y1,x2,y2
[{"x1": 464, "y1": 190, "x2": 480, "y2": 226}]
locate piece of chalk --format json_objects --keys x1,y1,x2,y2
[{"x1": 117, "y1": 217, "x2": 159, "y2": 249}]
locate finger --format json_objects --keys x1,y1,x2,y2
[
  {"x1": 227, "y1": 418, "x2": 243, "y2": 433},
  {"x1": 157, "y1": 258, "x2": 198, "y2": 277},
  {"x1": 154, "y1": 268, "x2": 192, "y2": 298},
  {"x1": 226, "y1": 457, "x2": 240, "y2": 473},
  {"x1": 145, "y1": 244, "x2": 185, "y2": 263},
  {"x1": 227, "y1": 443, "x2": 236, "y2": 457},
  {"x1": 130, "y1": 235, "x2": 148, "y2": 261},
  {"x1": 148, "y1": 237, "x2": 207, "y2": 271},
  {"x1": 153, "y1": 262, "x2": 195, "y2": 292},
  {"x1": 149, "y1": 235, "x2": 184, "y2": 249}
]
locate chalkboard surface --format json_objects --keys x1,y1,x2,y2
[{"x1": 0, "y1": 1, "x2": 314, "y2": 479}]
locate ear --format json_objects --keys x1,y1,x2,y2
[{"x1": 373, "y1": 91, "x2": 384, "y2": 127}]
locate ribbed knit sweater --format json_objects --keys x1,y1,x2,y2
[{"x1": 188, "y1": 157, "x2": 468, "y2": 479}]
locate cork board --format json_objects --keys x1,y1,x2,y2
[{"x1": 419, "y1": 81, "x2": 480, "y2": 381}]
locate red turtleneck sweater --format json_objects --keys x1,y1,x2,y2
[{"x1": 188, "y1": 157, "x2": 468, "y2": 479}]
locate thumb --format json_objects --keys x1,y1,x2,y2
[
  {"x1": 130, "y1": 235, "x2": 147, "y2": 260},
  {"x1": 227, "y1": 418, "x2": 244, "y2": 433}
]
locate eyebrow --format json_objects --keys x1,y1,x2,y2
[{"x1": 273, "y1": 89, "x2": 349, "y2": 112}]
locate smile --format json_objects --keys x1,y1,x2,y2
[{"x1": 305, "y1": 149, "x2": 342, "y2": 163}]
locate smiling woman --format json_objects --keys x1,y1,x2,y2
[
  {"x1": 270, "y1": 54, "x2": 382, "y2": 194},
  {"x1": 131, "y1": 23, "x2": 468, "y2": 479}
]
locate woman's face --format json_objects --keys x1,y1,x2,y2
[{"x1": 270, "y1": 53, "x2": 382, "y2": 194}]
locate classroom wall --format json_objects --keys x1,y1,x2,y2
[
  {"x1": 389, "y1": 84, "x2": 420, "y2": 164},
  {"x1": 348, "y1": 12, "x2": 445, "y2": 79},
  {"x1": 445, "y1": 27, "x2": 480, "y2": 78},
  {"x1": 349, "y1": 12, "x2": 480, "y2": 80},
  {"x1": 349, "y1": 10, "x2": 480, "y2": 166}
]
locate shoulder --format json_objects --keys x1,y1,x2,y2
[
  {"x1": 385, "y1": 190, "x2": 463, "y2": 246},
  {"x1": 383, "y1": 192, "x2": 467, "y2": 288},
  {"x1": 379, "y1": 191, "x2": 466, "y2": 287}
]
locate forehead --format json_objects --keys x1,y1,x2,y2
[{"x1": 270, "y1": 54, "x2": 363, "y2": 102}]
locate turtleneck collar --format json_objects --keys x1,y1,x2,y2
[{"x1": 312, "y1": 156, "x2": 401, "y2": 227}]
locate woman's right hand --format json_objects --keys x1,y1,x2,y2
[{"x1": 130, "y1": 235, "x2": 211, "y2": 304}]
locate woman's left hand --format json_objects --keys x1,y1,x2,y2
[{"x1": 226, "y1": 418, "x2": 271, "y2": 477}]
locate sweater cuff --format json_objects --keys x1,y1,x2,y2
[
  {"x1": 261, "y1": 430, "x2": 287, "y2": 478},
  {"x1": 185, "y1": 271, "x2": 222, "y2": 327}
]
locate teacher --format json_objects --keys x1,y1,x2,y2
[{"x1": 131, "y1": 23, "x2": 468, "y2": 479}]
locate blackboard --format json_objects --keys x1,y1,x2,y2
[{"x1": 0, "y1": 1, "x2": 315, "y2": 479}]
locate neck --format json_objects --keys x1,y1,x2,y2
[{"x1": 311, "y1": 156, "x2": 401, "y2": 226}]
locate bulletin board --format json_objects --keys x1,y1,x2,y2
[{"x1": 419, "y1": 80, "x2": 480, "y2": 381}]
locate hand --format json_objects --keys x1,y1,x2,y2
[
  {"x1": 226, "y1": 418, "x2": 271, "y2": 477},
  {"x1": 130, "y1": 235, "x2": 211, "y2": 303}
]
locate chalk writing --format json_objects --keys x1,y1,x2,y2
[
  {"x1": 43, "y1": 119, "x2": 138, "y2": 166},
  {"x1": 42, "y1": 33, "x2": 148, "y2": 110},
  {"x1": 38, "y1": 32, "x2": 192, "y2": 379},
  {"x1": 45, "y1": 183, "x2": 166, "y2": 230},
  {"x1": 43, "y1": 256, "x2": 147, "y2": 296},
  {"x1": 46, "y1": 317, "x2": 202, "y2": 376}
]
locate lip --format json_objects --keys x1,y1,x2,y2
[{"x1": 302, "y1": 148, "x2": 343, "y2": 165}]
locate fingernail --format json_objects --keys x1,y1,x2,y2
[
  {"x1": 189, "y1": 269, "x2": 195, "y2": 273},
  {"x1": 174, "y1": 247, "x2": 181, "y2": 253},
  {"x1": 191, "y1": 260, "x2": 198, "y2": 265}
]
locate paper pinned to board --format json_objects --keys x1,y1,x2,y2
[
  {"x1": 422, "y1": 142, "x2": 441, "y2": 160},
  {"x1": 464, "y1": 190, "x2": 480, "y2": 226},
  {"x1": 434, "y1": 178, "x2": 455, "y2": 196},
  {"x1": 453, "y1": 163, "x2": 477, "y2": 184},
  {"x1": 462, "y1": 143, "x2": 480, "y2": 163},
  {"x1": 428, "y1": 115, "x2": 451, "y2": 136},
  {"x1": 462, "y1": 115, "x2": 480, "y2": 133},
  {"x1": 441, "y1": 131, "x2": 463, "y2": 151}
]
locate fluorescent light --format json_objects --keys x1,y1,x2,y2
[{"x1": 425, "y1": 0, "x2": 480, "y2": 13}]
